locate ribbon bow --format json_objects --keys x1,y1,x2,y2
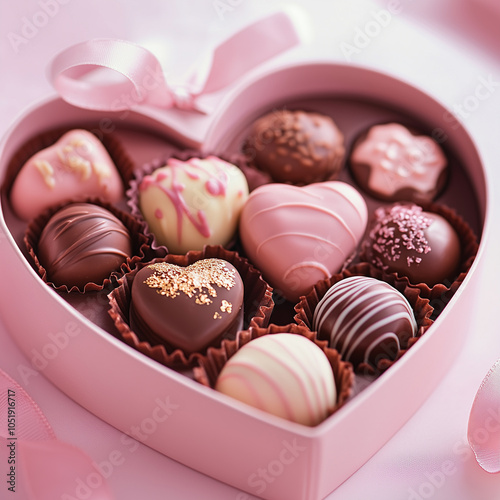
[{"x1": 48, "y1": 11, "x2": 301, "y2": 114}]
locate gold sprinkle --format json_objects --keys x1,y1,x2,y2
[
  {"x1": 213, "y1": 312, "x2": 222, "y2": 320},
  {"x1": 66, "y1": 154, "x2": 92, "y2": 180},
  {"x1": 220, "y1": 300, "x2": 232, "y2": 313},
  {"x1": 92, "y1": 161, "x2": 112, "y2": 183},
  {"x1": 34, "y1": 160, "x2": 55, "y2": 189},
  {"x1": 144, "y1": 259, "x2": 237, "y2": 307}
]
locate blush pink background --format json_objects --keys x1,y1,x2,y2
[{"x1": 1, "y1": 1, "x2": 500, "y2": 499}]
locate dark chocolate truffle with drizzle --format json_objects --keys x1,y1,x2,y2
[
  {"x1": 130, "y1": 258, "x2": 244, "y2": 354},
  {"x1": 361, "y1": 203, "x2": 461, "y2": 287},
  {"x1": 313, "y1": 276, "x2": 417, "y2": 369},
  {"x1": 244, "y1": 110, "x2": 345, "y2": 184},
  {"x1": 37, "y1": 202, "x2": 132, "y2": 289}
]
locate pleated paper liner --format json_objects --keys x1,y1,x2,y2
[
  {"x1": 359, "y1": 201, "x2": 479, "y2": 317},
  {"x1": 24, "y1": 197, "x2": 150, "y2": 294},
  {"x1": 108, "y1": 245, "x2": 274, "y2": 370},
  {"x1": 193, "y1": 323, "x2": 354, "y2": 423},
  {"x1": 2, "y1": 125, "x2": 136, "y2": 197},
  {"x1": 294, "y1": 262, "x2": 434, "y2": 376},
  {"x1": 126, "y1": 149, "x2": 271, "y2": 257}
]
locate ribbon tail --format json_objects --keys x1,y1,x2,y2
[
  {"x1": 468, "y1": 358, "x2": 500, "y2": 473},
  {"x1": 19, "y1": 440, "x2": 115, "y2": 500}
]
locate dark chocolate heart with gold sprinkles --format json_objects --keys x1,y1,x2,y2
[{"x1": 130, "y1": 258, "x2": 244, "y2": 353}]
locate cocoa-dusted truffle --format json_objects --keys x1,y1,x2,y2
[
  {"x1": 349, "y1": 123, "x2": 448, "y2": 203},
  {"x1": 130, "y1": 259, "x2": 244, "y2": 354},
  {"x1": 244, "y1": 110, "x2": 345, "y2": 184},
  {"x1": 37, "y1": 202, "x2": 132, "y2": 289},
  {"x1": 313, "y1": 276, "x2": 417, "y2": 369},
  {"x1": 361, "y1": 203, "x2": 461, "y2": 287}
]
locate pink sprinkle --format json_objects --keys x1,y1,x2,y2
[
  {"x1": 154, "y1": 208, "x2": 163, "y2": 219},
  {"x1": 157, "y1": 171, "x2": 169, "y2": 181},
  {"x1": 368, "y1": 204, "x2": 432, "y2": 265}
]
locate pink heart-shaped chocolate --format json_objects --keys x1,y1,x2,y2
[
  {"x1": 130, "y1": 258, "x2": 244, "y2": 354},
  {"x1": 239, "y1": 181, "x2": 368, "y2": 302},
  {"x1": 10, "y1": 129, "x2": 124, "y2": 221}
]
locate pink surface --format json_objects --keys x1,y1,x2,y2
[{"x1": 1, "y1": 1, "x2": 500, "y2": 500}]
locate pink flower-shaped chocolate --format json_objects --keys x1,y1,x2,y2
[{"x1": 350, "y1": 123, "x2": 447, "y2": 203}]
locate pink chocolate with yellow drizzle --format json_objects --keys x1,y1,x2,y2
[{"x1": 10, "y1": 129, "x2": 124, "y2": 221}]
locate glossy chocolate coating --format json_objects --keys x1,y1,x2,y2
[
  {"x1": 37, "y1": 202, "x2": 131, "y2": 288},
  {"x1": 361, "y1": 204, "x2": 461, "y2": 287},
  {"x1": 245, "y1": 110, "x2": 345, "y2": 184},
  {"x1": 313, "y1": 276, "x2": 417, "y2": 369},
  {"x1": 130, "y1": 259, "x2": 244, "y2": 354}
]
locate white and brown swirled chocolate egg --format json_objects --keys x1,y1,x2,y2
[{"x1": 313, "y1": 276, "x2": 417, "y2": 370}]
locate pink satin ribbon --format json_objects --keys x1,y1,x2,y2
[
  {"x1": 48, "y1": 11, "x2": 300, "y2": 114},
  {"x1": 0, "y1": 369, "x2": 114, "y2": 499},
  {"x1": 468, "y1": 358, "x2": 500, "y2": 473}
]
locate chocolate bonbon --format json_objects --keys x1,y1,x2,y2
[
  {"x1": 215, "y1": 333, "x2": 336, "y2": 426},
  {"x1": 313, "y1": 276, "x2": 417, "y2": 369},
  {"x1": 245, "y1": 110, "x2": 345, "y2": 184},
  {"x1": 36, "y1": 202, "x2": 132, "y2": 289},
  {"x1": 349, "y1": 123, "x2": 447, "y2": 203},
  {"x1": 239, "y1": 181, "x2": 368, "y2": 302},
  {"x1": 361, "y1": 203, "x2": 461, "y2": 287},
  {"x1": 138, "y1": 156, "x2": 248, "y2": 254},
  {"x1": 130, "y1": 259, "x2": 244, "y2": 354},
  {"x1": 11, "y1": 129, "x2": 124, "y2": 221}
]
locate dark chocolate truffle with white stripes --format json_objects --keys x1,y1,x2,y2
[{"x1": 312, "y1": 276, "x2": 417, "y2": 369}]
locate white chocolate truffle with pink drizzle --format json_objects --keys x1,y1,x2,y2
[
  {"x1": 138, "y1": 156, "x2": 249, "y2": 254},
  {"x1": 215, "y1": 333, "x2": 337, "y2": 426}
]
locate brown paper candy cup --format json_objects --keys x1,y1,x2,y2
[
  {"x1": 294, "y1": 262, "x2": 434, "y2": 375},
  {"x1": 24, "y1": 198, "x2": 149, "y2": 293},
  {"x1": 193, "y1": 323, "x2": 354, "y2": 421},
  {"x1": 108, "y1": 245, "x2": 274, "y2": 370},
  {"x1": 359, "y1": 202, "x2": 479, "y2": 313}
]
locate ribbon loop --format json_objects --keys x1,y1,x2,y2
[{"x1": 48, "y1": 11, "x2": 301, "y2": 114}]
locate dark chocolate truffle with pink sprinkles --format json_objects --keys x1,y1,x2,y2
[{"x1": 361, "y1": 203, "x2": 461, "y2": 287}]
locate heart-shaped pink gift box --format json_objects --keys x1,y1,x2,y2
[{"x1": 0, "y1": 34, "x2": 489, "y2": 500}]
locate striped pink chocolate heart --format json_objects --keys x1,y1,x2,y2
[{"x1": 239, "y1": 181, "x2": 368, "y2": 302}]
